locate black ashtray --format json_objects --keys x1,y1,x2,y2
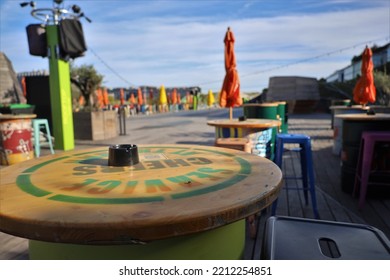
[
  {"x1": 238, "y1": 116, "x2": 247, "y2": 121},
  {"x1": 108, "y1": 144, "x2": 139, "y2": 166}
]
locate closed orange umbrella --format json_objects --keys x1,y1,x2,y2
[
  {"x1": 103, "y1": 88, "x2": 109, "y2": 106},
  {"x1": 129, "y1": 93, "x2": 136, "y2": 105},
  {"x1": 137, "y1": 88, "x2": 143, "y2": 105},
  {"x1": 353, "y1": 46, "x2": 376, "y2": 106},
  {"x1": 120, "y1": 88, "x2": 125, "y2": 105},
  {"x1": 219, "y1": 27, "x2": 242, "y2": 119},
  {"x1": 171, "y1": 88, "x2": 178, "y2": 104},
  {"x1": 97, "y1": 88, "x2": 104, "y2": 108}
]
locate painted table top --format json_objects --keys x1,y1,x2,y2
[
  {"x1": 242, "y1": 102, "x2": 283, "y2": 107},
  {"x1": 335, "y1": 113, "x2": 390, "y2": 121},
  {"x1": 207, "y1": 118, "x2": 281, "y2": 129},
  {"x1": 0, "y1": 114, "x2": 36, "y2": 120},
  {"x1": 0, "y1": 144, "x2": 282, "y2": 244}
]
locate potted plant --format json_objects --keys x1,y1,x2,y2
[{"x1": 71, "y1": 64, "x2": 118, "y2": 140}]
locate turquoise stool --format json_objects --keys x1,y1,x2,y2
[
  {"x1": 32, "y1": 119, "x2": 55, "y2": 157},
  {"x1": 271, "y1": 133, "x2": 319, "y2": 218}
]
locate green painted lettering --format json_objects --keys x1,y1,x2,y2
[
  {"x1": 101, "y1": 166, "x2": 125, "y2": 173},
  {"x1": 62, "y1": 178, "x2": 98, "y2": 191},
  {"x1": 171, "y1": 150, "x2": 199, "y2": 156},
  {"x1": 144, "y1": 161, "x2": 165, "y2": 169},
  {"x1": 187, "y1": 157, "x2": 212, "y2": 165},
  {"x1": 163, "y1": 159, "x2": 190, "y2": 168},
  {"x1": 198, "y1": 167, "x2": 233, "y2": 174},
  {"x1": 88, "y1": 180, "x2": 121, "y2": 194},
  {"x1": 124, "y1": 181, "x2": 138, "y2": 194},
  {"x1": 132, "y1": 162, "x2": 146, "y2": 171},
  {"x1": 166, "y1": 175, "x2": 201, "y2": 188},
  {"x1": 187, "y1": 171, "x2": 222, "y2": 181},
  {"x1": 145, "y1": 179, "x2": 171, "y2": 193}
]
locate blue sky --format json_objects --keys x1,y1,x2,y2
[{"x1": 1, "y1": 0, "x2": 389, "y2": 93}]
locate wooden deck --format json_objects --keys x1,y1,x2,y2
[
  {"x1": 244, "y1": 113, "x2": 390, "y2": 260},
  {"x1": 1, "y1": 111, "x2": 389, "y2": 260}
]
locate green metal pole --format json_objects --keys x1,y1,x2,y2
[{"x1": 46, "y1": 25, "x2": 74, "y2": 151}]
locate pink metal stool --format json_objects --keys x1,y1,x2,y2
[{"x1": 353, "y1": 131, "x2": 390, "y2": 209}]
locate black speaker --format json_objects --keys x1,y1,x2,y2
[
  {"x1": 26, "y1": 24, "x2": 48, "y2": 57},
  {"x1": 58, "y1": 19, "x2": 87, "y2": 60},
  {"x1": 25, "y1": 76, "x2": 53, "y2": 130}
]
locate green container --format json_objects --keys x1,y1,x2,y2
[
  {"x1": 331, "y1": 99, "x2": 351, "y2": 107},
  {"x1": 276, "y1": 101, "x2": 288, "y2": 133},
  {"x1": 0, "y1": 104, "x2": 35, "y2": 115},
  {"x1": 243, "y1": 103, "x2": 278, "y2": 120},
  {"x1": 243, "y1": 103, "x2": 280, "y2": 160}
]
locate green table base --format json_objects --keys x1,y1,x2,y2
[{"x1": 29, "y1": 220, "x2": 245, "y2": 260}]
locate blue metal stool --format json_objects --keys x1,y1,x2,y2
[
  {"x1": 271, "y1": 133, "x2": 319, "y2": 218},
  {"x1": 32, "y1": 119, "x2": 55, "y2": 157}
]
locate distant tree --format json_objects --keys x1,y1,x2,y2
[
  {"x1": 374, "y1": 71, "x2": 390, "y2": 106},
  {"x1": 70, "y1": 63, "x2": 103, "y2": 109}
]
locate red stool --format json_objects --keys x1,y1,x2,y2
[{"x1": 353, "y1": 131, "x2": 390, "y2": 209}]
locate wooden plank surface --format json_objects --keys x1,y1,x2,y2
[
  {"x1": 1, "y1": 109, "x2": 389, "y2": 260},
  {"x1": 207, "y1": 118, "x2": 280, "y2": 129}
]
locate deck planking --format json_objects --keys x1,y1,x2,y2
[{"x1": 1, "y1": 111, "x2": 389, "y2": 260}]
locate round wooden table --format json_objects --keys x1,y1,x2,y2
[
  {"x1": 0, "y1": 144, "x2": 282, "y2": 259},
  {"x1": 207, "y1": 118, "x2": 281, "y2": 159}
]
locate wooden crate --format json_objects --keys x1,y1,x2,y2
[{"x1": 215, "y1": 137, "x2": 251, "y2": 153}]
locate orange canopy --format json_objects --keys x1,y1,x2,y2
[
  {"x1": 353, "y1": 46, "x2": 376, "y2": 105},
  {"x1": 137, "y1": 88, "x2": 143, "y2": 105},
  {"x1": 219, "y1": 27, "x2": 242, "y2": 108}
]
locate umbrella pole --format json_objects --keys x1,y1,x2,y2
[{"x1": 229, "y1": 107, "x2": 233, "y2": 120}]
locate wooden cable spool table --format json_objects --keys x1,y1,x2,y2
[
  {"x1": 207, "y1": 118, "x2": 281, "y2": 159},
  {"x1": 0, "y1": 144, "x2": 282, "y2": 259}
]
